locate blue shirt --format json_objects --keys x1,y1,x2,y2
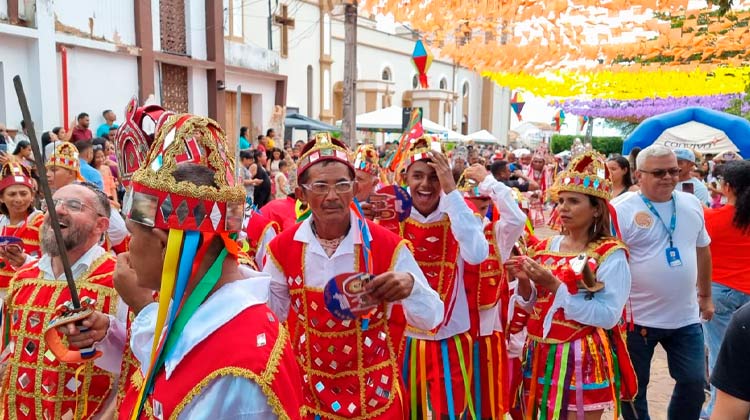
[
  {"x1": 239, "y1": 136, "x2": 250, "y2": 150},
  {"x1": 96, "y1": 123, "x2": 118, "y2": 138},
  {"x1": 79, "y1": 159, "x2": 104, "y2": 190}
]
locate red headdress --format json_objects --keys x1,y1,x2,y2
[{"x1": 0, "y1": 160, "x2": 34, "y2": 192}]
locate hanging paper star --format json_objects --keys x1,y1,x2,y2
[
  {"x1": 553, "y1": 109, "x2": 565, "y2": 132},
  {"x1": 510, "y1": 92, "x2": 525, "y2": 121},
  {"x1": 411, "y1": 39, "x2": 433, "y2": 89}
]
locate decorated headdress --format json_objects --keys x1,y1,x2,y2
[
  {"x1": 46, "y1": 142, "x2": 81, "y2": 173},
  {"x1": 352, "y1": 144, "x2": 379, "y2": 176},
  {"x1": 550, "y1": 150, "x2": 612, "y2": 201},
  {"x1": 124, "y1": 113, "x2": 246, "y2": 419},
  {"x1": 404, "y1": 135, "x2": 438, "y2": 168},
  {"x1": 0, "y1": 160, "x2": 34, "y2": 192},
  {"x1": 456, "y1": 169, "x2": 488, "y2": 199},
  {"x1": 114, "y1": 97, "x2": 174, "y2": 187},
  {"x1": 296, "y1": 132, "x2": 353, "y2": 178}
]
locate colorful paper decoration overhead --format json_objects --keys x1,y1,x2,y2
[
  {"x1": 411, "y1": 39, "x2": 433, "y2": 89},
  {"x1": 553, "y1": 109, "x2": 565, "y2": 132},
  {"x1": 510, "y1": 92, "x2": 525, "y2": 121}
]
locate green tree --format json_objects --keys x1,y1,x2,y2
[{"x1": 551, "y1": 135, "x2": 624, "y2": 156}]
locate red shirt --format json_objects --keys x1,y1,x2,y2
[
  {"x1": 704, "y1": 204, "x2": 750, "y2": 294},
  {"x1": 260, "y1": 196, "x2": 297, "y2": 231},
  {"x1": 71, "y1": 126, "x2": 92, "y2": 141}
]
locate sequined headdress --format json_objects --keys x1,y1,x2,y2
[
  {"x1": 0, "y1": 160, "x2": 34, "y2": 192},
  {"x1": 404, "y1": 135, "x2": 438, "y2": 168},
  {"x1": 297, "y1": 132, "x2": 353, "y2": 178},
  {"x1": 456, "y1": 169, "x2": 488, "y2": 199},
  {"x1": 114, "y1": 97, "x2": 173, "y2": 187},
  {"x1": 352, "y1": 144, "x2": 379, "y2": 176},
  {"x1": 46, "y1": 142, "x2": 81, "y2": 173},
  {"x1": 550, "y1": 151, "x2": 612, "y2": 201}
]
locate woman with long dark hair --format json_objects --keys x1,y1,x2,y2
[
  {"x1": 249, "y1": 149, "x2": 272, "y2": 207},
  {"x1": 702, "y1": 159, "x2": 750, "y2": 417},
  {"x1": 607, "y1": 156, "x2": 638, "y2": 197},
  {"x1": 506, "y1": 151, "x2": 635, "y2": 420}
]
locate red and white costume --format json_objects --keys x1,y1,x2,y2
[
  {"x1": 0, "y1": 211, "x2": 43, "y2": 294},
  {"x1": 245, "y1": 210, "x2": 280, "y2": 269}
]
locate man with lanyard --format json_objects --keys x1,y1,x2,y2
[
  {"x1": 613, "y1": 144, "x2": 714, "y2": 420},
  {"x1": 264, "y1": 132, "x2": 443, "y2": 419}
]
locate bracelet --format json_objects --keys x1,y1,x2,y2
[{"x1": 698, "y1": 293, "x2": 711, "y2": 298}]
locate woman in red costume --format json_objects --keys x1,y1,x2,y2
[{"x1": 506, "y1": 151, "x2": 637, "y2": 420}]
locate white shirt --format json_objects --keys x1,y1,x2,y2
[
  {"x1": 614, "y1": 191, "x2": 711, "y2": 329},
  {"x1": 255, "y1": 226, "x2": 276, "y2": 270},
  {"x1": 107, "y1": 208, "x2": 128, "y2": 247},
  {"x1": 264, "y1": 211, "x2": 444, "y2": 332},
  {"x1": 512, "y1": 235, "x2": 631, "y2": 338},
  {"x1": 677, "y1": 178, "x2": 710, "y2": 207},
  {"x1": 405, "y1": 189, "x2": 489, "y2": 340},
  {"x1": 477, "y1": 175, "x2": 527, "y2": 336},
  {"x1": 130, "y1": 268, "x2": 278, "y2": 419}
]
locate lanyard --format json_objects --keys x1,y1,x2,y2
[{"x1": 639, "y1": 192, "x2": 676, "y2": 248}]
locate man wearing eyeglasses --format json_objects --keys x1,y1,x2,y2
[
  {"x1": 264, "y1": 132, "x2": 443, "y2": 420},
  {"x1": 614, "y1": 144, "x2": 714, "y2": 420},
  {"x1": 0, "y1": 183, "x2": 127, "y2": 419}
]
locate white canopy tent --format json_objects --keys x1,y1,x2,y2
[
  {"x1": 442, "y1": 129, "x2": 470, "y2": 142},
  {"x1": 466, "y1": 129, "x2": 500, "y2": 144},
  {"x1": 337, "y1": 106, "x2": 449, "y2": 134},
  {"x1": 654, "y1": 121, "x2": 740, "y2": 155}
]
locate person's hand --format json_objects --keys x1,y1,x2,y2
[
  {"x1": 0, "y1": 245, "x2": 27, "y2": 268},
  {"x1": 699, "y1": 296, "x2": 715, "y2": 321},
  {"x1": 513, "y1": 169, "x2": 527, "y2": 179},
  {"x1": 359, "y1": 202, "x2": 376, "y2": 220},
  {"x1": 504, "y1": 256, "x2": 530, "y2": 282},
  {"x1": 114, "y1": 253, "x2": 155, "y2": 315},
  {"x1": 56, "y1": 311, "x2": 110, "y2": 349},
  {"x1": 427, "y1": 151, "x2": 457, "y2": 194},
  {"x1": 364, "y1": 272, "x2": 414, "y2": 303},
  {"x1": 464, "y1": 163, "x2": 489, "y2": 184},
  {"x1": 520, "y1": 256, "x2": 560, "y2": 292}
]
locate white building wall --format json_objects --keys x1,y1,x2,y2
[
  {"x1": 0, "y1": 35, "x2": 34, "y2": 130},
  {"x1": 187, "y1": 0, "x2": 207, "y2": 60},
  {"x1": 152, "y1": 0, "x2": 161, "y2": 51},
  {"x1": 0, "y1": 1, "x2": 8, "y2": 19},
  {"x1": 225, "y1": 73, "x2": 277, "y2": 135},
  {"x1": 60, "y1": 48, "x2": 138, "y2": 130},
  {"x1": 188, "y1": 67, "x2": 208, "y2": 116},
  {"x1": 54, "y1": 0, "x2": 135, "y2": 45}
]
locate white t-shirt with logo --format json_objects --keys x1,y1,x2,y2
[{"x1": 613, "y1": 191, "x2": 711, "y2": 329}]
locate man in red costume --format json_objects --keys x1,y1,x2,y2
[
  {"x1": 264, "y1": 132, "x2": 443, "y2": 419},
  {"x1": 0, "y1": 183, "x2": 127, "y2": 419},
  {"x1": 396, "y1": 136, "x2": 489, "y2": 420}
]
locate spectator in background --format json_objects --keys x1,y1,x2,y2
[
  {"x1": 629, "y1": 146, "x2": 642, "y2": 184},
  {"x1": 268, "y1": 147, "x2": 284, "y2": 177},
  {"x1": 248, "y1": 149, "x2": 271, "y2": 208},
  {"x1": 490, "y1": 160, "x2": 539, "y2": 192},
  {"x1": 13, "y1": 120, "x2": 29, "y2": 148},
  {"x1": 239, "y1": 126, "x2": 251, "y2": 150},
  {"x1": 256, "y1": 135, "x2": 267, "y2": 153},
  {"x1": 702, "y1": 160, "x2": 750, "y2": 418},
  {"x1": 266, "y1": 128, "x2": 277, "y2": 148},
  {"x1": 674, "y1": 148, "x2": 710, "y2": 206},
  {"x1": 95, "y1": 109, "x2": 118, "y2": 138},
  {"x1": 43, "y1": 128, "x2": 66, "y2": 160},
  {"x1": 0, "y1": 124, "x2": 11, "y2": 148},
  {"x1": 607, "y1": 156, "x2": 639, "y2": 197},
  {"x1": 11, "y1": 140, "x2": 35, "y2": 175},
  {"x1": 91, "y1": 144, "x2": 119, "y2": 209},
  {"x1": 73, "y1": 140, "x2": 103, "y2": 190},
  {"x1": 709, "y1": 303, "x2": 750, "y2": 419},
  {"x1": 274, "y1": 160, "x2": 290, "y2": 200},
  {"x1": 239, "y1": 150, "x2": 255, "y2": 204},
  {"x1": 71, "y1": 112, "x2": 93, "y2": 141}
]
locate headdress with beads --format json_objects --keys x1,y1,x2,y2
[
  {"x1": 404, "y1": 135, "x2": 438, "y2": 168},
  {"x1": 549, "y1": 150, "x2": 612, "y2": 201},
  {"x1": 456, "y1": 169, "x2": 488, "y2": 199},
  {"x1": 114, "y1": 97, "x2": 174, "y2": 187},
  {"x1": 352, "y1": 144, "x2": 379, "y2": 176},
  {"x1": 296, "y1": 132, "x2": 353, "y2": 178},
  {"x1": 46, "y1": 142, "x2": 81, "y2": 174},
  {"x1": 122, "y1": 112, "x2": 246, "y2": 419},
  {"x1": 0, "y1": 160, "x2": 34, "y2": 192}
]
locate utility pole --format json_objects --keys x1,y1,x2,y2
[{"x1": 342, "y1": 0, "x2": 358, "y2": 149}]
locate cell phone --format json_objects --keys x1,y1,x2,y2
[{"x1": 682, "y1": 182, "x2": 695, "y2": 194}]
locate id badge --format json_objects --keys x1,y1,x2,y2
[{"x1": 666, "y1": 247, "x2": 682, "y2": 267}]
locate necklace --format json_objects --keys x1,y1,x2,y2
[{"x1": 311, "y1": 221, "x2": 349, "y2": 257}]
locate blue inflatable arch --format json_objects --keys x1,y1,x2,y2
[{"x1": 622, "y1": 106, "x2": 750, "y2": 158}]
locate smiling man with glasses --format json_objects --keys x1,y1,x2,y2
[
  {"x1": 614, "y1": 144, "x2": 714, "y2": 420},
  {"x1": 264, "y1": 132, "x2": 443, "y2": 420}
]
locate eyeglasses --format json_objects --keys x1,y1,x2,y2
[
  {"x1": 52, "y1": 198, "x2": 106, "y2": 217},
  {"x1": 93, "y1": 144, "x2": 103, "y2": 151},
  {"x1": 301, "y1": 181, "x2": 355, "y2": 195},
  {"x1": 639, "y1": 168, "x2": 680, "y2": 178}
]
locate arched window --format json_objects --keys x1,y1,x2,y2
[
  {"x1": 462, "y1": 81, "x2": 470, "y2": 97},
  {"x1": 381, "y1": 67, "x2": 392, "y2": 81},
  {"x1": 412, "y1": 74, "x2": 419, "y2": 89},
  {"x1": 439, "y1": 77, "x2": 448, "y2": 90}
]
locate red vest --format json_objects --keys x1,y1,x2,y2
[
  {"x1": 399, "y1": 215, "x2": 459, "y2": 336},
  {"x1": 118, "y1": 305, "x2": 303, "y2": 419},
  {"x1": 464, "y1": 220, "x2": 508, "y2": 337},
  {"x1": 266, "y1": 220, "x2": 408, "y2": 419},
  {"x1": 526, "y1": 237, "x2": 628, "y2": 343},
  {"x1": 1, "y1": 253, "x2": 118, "y2": 420},
  {"x1": 0, "y1": 212, "x2": 43, "y2": 290},
  {"x1": 245, "y1": 210, "x2": 279, "y2": 264}
]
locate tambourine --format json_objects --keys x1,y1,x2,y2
[
  {"x1": 44, "y1": 297, "x2": 101, "y2": 363},
  {"x1": 370, "y1": 185, "x2": 412, "y2": 222},
  {"x1": 323, "y1": 272, "x2": 377, "y2": 320}
]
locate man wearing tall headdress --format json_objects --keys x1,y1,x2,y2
[
  {"x1": 264, "y1": 133, "x2": 443, "y2": 419},
  {"x1": 0, "y1": 182, "x2": 127, "y2": 419},
  {"x1": 458, "y1": 164, "x2": 528, "y2": 419},
  {"x1": 68, "y1": 112, "x2": 304, "y2": 418},
  {"x1": 351, "y1": 143, "x2": 382, "y2": 219},
  {"x1": 395, "y1": 135, "x2": 489, "y2": 420}
]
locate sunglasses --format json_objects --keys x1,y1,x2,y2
[{"x1": 639, "y1": 168, "x2": 680, "y2": 178}]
